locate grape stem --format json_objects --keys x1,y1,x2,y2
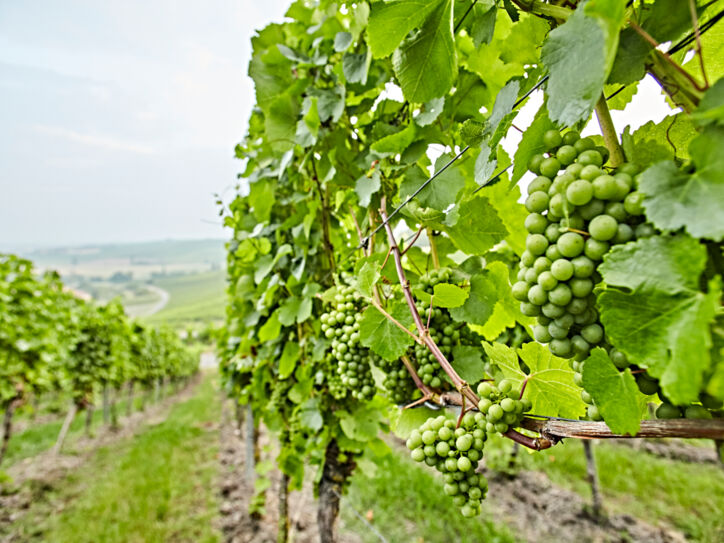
[
  {"x1": 427, "y1": 228, "x2": 440, "y2": 269},
  {"x1": 311, "y1": 156, "x2": 336, "y2": 275},
  {"x1": 593, "y1": 95, "x2": 625, "y2": 168},
  {"x1": 519, "y1": 417, "x2": 724, "y2": 440},
  {"x1": 379, "y1": 197, "x2": 553, "y2": 451},
  {"x1": 400, "y1": 355, "x2": 434, "y2": 397},
  {"x1": 511, "y1": 0, "x2": 571, "y2": 20}
]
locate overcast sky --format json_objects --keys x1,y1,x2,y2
[{"x1": 0, "y1": 0, "x2": 289, "y2": 250}]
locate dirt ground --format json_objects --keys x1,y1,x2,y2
[{"x1": 0, "y1": 378, "x2": 200, "y2": 540}]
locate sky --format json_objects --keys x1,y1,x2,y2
[
  {"x1": 0, "y1": 2, "x2": 676, "y2": 251},
  {"x1": 0, "y1": 0, "x2": 289, "y2": 249}
]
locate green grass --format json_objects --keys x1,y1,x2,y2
[
  {"x1": 342, "y1": 451, "x2": 516, "y2": 543},
  {"x1": 11, "y1": 374, "x2": 220, "y2": 543},
  {"x1": 4, "y1": 391, "x2": 156, "y2": 467},
  {"x1": 146, "y1": 270, "x2": 226, "y2": 325},
  {"x1": 517, "y1": 437, "x2": 724, "y2": 542}
]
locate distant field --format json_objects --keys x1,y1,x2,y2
[
  {"x1": 25, "y1": 238, "x2": 226, "y2": 279},
  {"x1": 145, "y1": 270, "x2": 226, "y2": 325}
]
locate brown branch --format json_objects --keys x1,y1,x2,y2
[
  {"x1": 311, "y1": 159, "x2": 336, "y2": 275},
  {"x1": 370, "y1": 299, "x2": 423, "y2": 345},
  {"x1": 400, "y1": 355, "x2": 431, "y2": 395},
  {"x1": 629, "y1": 19, "x2": 706, "y2": 92},
  {"x1": 520, "y1": 418, "x2": 724, "y2": 441},
  {"x1": 689, "y1": 0, "x2": 709, "y2": 88},
  {"x1": 401, "y1": 227, "x2": 424, "y2": 256}
]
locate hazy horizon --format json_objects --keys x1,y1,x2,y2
[{"x1": 0, "y1": 1, "x2": 289, "y2": 247}]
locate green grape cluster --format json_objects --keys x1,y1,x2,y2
[
  {"x1": 320, "y1": 285, "x2": 375, "y2": 401},
  {"x1": 407, "y1": 413, "x2": 488, "y2": 517},
  {"x1": 476, "y1": 380, "x2": 532, "y2": 434},
  {"x1": 514, "y1": 129, "x2": 649, "y2": 360},
  {"x1": 412, "y1": 268, "x2": 481, "y2": 389},
  {"x1": 376, "y1": 357, "x2": 417, "y2": 404}
]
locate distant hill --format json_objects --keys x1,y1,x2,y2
[{"x1": 23, "y1": 238, "x2": 227, "y2": 279}]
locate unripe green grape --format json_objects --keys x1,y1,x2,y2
[
  {"x1": 557, "y1": 232, "x2": 585, "y2": 258},
  {"x1": 411, "y1": 448, "x2": 425, "y2": 462},
  {"x1": 556, "y1": 145, "x2": 577, "y2": 165},
  {"x1": 560, "y1": 214, "x2": 584, "y2": 231},
  {"x1": 488, "y1": 404, "x2": 504, "y2": 422},
  {"x1": 614, "y1": 223, "x2": 634, "y2": 244},
  {"x1": 533, "y1": 256, "x2": 552, "y2": 274},
  {"x1": 548, "y1": 283, "x2": 572, "y2": 306},
  {"x1": 525, "y1": 213, "x2": 548, "y2": 234},
  {"x1": 549, "y1": 193, "x2": 566, "y2": 216},
  {"x1": 577, "y1": 149, "x2": 603, "y2": 167},
  {"x1": 566, "y1": 179, "x2": 593, "y2": 206},
  {"x1": 624, "y1": 191, "x2": 645, "y2": 215},
  {"x1": 573, "y1": 137, "x2": 595, "y2": 153},
  {"x1": 589, "y1": 214, "x2": 618, "y2": 241},
  {"x1": 526, "y1": 234, "x2": 549, "y2": 256},
  {"x1": 565, "y1": 162, "x2": 584, "y2": 177},
  {"x1": 545, "y1": 244, "x2": 562, "y2": 261},
  {"x1": 538, "y1": 271, "x2": 558, "y2": 291},
  {"x1": 635, "y1": 223, "x2": 656, "y2": 238},
  {"x1": 578, "y1": 198, "x2": 605, "y2": 220},
  {"x1": 543, "y1": 129, "x2": 563, "y2": 150},
  {"x1": 587, "y1": 404, "x2": 602, "y2": 420},
  {"x1": 551, "y1": 259, "x2": 574, "y2": 281},
  {"x1": 636, "y1": 373, "x2": 659, "y2": 395},
  {"x1": 548, "y1": 322, "x2": 568, "y2": 339},
  {"x1": 477, "y1": 382, "x2": 493, "y2": 397},
  {"x1": 521, "y1": 250, "x2": 535, "y2": 267},
  {"x1": 534, "y1": 324, "x2": 553, "y2": 343},
  {"x1": 525, "y1": 192, "x2": 549, "y2": 213},
  {"x1": 520, "y1": 302, "x2": 541, "y2": 316},
  {"x1": 570, "y1": 277, "x2": 594, "y2": 298},
  {"x1": 550, "y1": 338, "x2": 572, "y2": 357},
  {"x1": 541, "y1": 302, "x2": 566, "y2": 318},
  {"x1": 584, "y1": 238, "x2": 609, "y2": 260},
  {"x1": 554, "y1": 312, "x2": 574, "y2": 330},
  {"x1": 580, "y1": 165, "x2": 602, "y2": 181},
  {"x1": 592, "y1": 175, "x2": 617, "y2": 200},
  {"x1": 545, "y1": 223, "x2": 562, "y2": 243},
  {"x1": 656, "y1": 403, "x2": 682, "y2": 419},
  {"x1": 540, "y1": 157, "x2": 562, "y2": 178},
  {"x1": 528, "y1": 175, "x2": 552, "y2": 193},
  {"x1": 581, "y1": 390, "x2": 592, "y2": 404},
  {"x1": 685, "y1": 405, "x2": 712, "y2": 420},
  {"x1": 563, "y1": 130, "x2": 580, "y2": 145},
  {"x1": 528, "y1": 153, "x2": 545, "y2": 174}
]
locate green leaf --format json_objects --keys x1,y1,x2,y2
[
  {"x1": 511, "y1": 103, "x2": 556, "y2": 185},
  {"x1": 370, "y1": 122, "x2": 417, "y2": 154},
  {"x1": 334, "y1": 31, "x2": 353, "y2": 52},
  {"x1": 471, "y1": 5, "x2": 496, "y2": 47},
  {"x1": 542, "y1": 0, "x2": 625, "y2": 125},
  {"x1": 480, "y1": 170, "x2": 527, "y2": 256},
  {"x1": 692, "y1": 77, "x2": 724, "y2": 127},
  {"x1": 259, "y1": 310, "x2": 282, "y2": 342},
  {"x1": 391, "y1": 406, "x2": 445, "y2": 439},
  {"x1": 279, "y1": 342, "x2": 300, "y2": 379},
  {"x1": 432, "y1": 283, "x2": 468, "y2": 308},
  {"x1": 444, "y1": 196, "x2": 508, "y2": 255},
  {"x1": 278, "y1": 296, "x2": 312, "y2": 326},
  {"x1": 354, "y1": 259, "x2": 381, "y2": 297},
  {"x1": 392, "y1": 0, "x2": 457, "y2": 103},
  {"x1": 415, "y1": 97, "x2": 445, "y2": 126},
  {"x1": 639, "y1": 128, "x2": 724, "y2": 241},
  {"x1": 359, "y1": 303, "x2": 415, "y2": 361},
  {"x1": 581, "y1": 348, "x2": 642, "y2": 435},
  {"x1": 460, "y1": 120, "x2": 486, "y2": 148},
  {"x1": 598, "y1": 236, "x2": 720, "y2": 404},
  {"x1": 355, "y1": 170, "x2": 381, "y2": 207},
  {"x1": 450, "y1": 262, "x2": 511, "y2": 328},
  {"x1": 298, "y1": 398, "x2": 323, "y2": 431},
  {"x1": 367, "y1": 0, "x2": 443, "y2": 58},
  {"x1": 399, "y1": 156, "x2": 465, "y2": 211},
  {"x1": 621, "y1": 114, "x2": 696, "y2": 166},
  {"x1": 484, "y1": 342, "x2": 585, "y2": 419},
  {"x1": 339, "y1": 404, "x2": 384, "y2": 441},
  {"x1": 451, "y1": 345, "x2": 485, "y2": 384},
  {"x1": 343, "y1": 51, "x2": 370, "y2": 84},
  {"x1": 265, "y1": 94, "x2": 299, "y2": 152},
  {"x1": 608, "y1": 28, "x2": 649, "y2": 85}
]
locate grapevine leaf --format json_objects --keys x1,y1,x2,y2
[
  {"x1": 471, "y1": 5, "x2": 496, "y2": 47},
  {"x1": 343, "y1": 50, "x2": 371, "y2": 84},
  {"x1": 621, "y1": 114, "x2": 696, "y2": 166},
  {"x1": 581, "y1": 348, "x2": 642, "y2": 435},
  {"x1": 415, "y1": 97, "x2": 445, "y2": 126},
  {"x1": 391, "y1": 406, "x2": 448, "y2": 439},
  {"x1": 501, "y1": 0, "x2": 519, "y2": 22},
  {"x1": 334, "y1": 31, "x2": 353, "y2": 52},
  {"x1": 451, "y1": 345, "x2": 485, "y2": 384},
  {"x1": 484, "y1": 341, "x2": 585, "y2": 419},
  {"x1": 608, "y1": 28, "x2": 649, "y2": 85},
  {"x1": 399, "y1": 156, "x2": 465, "y2": 211},
  {"x1": 392, "y1": 0, "x2": 457, "y2": 103},
  {"x1": 486, "y1": 80, "x2": 519, "y2": 140},
  {"x1": 511, "y1": 104, "x2": 556, "y2": 185},
  {"x1": 354, "y1": 259, "x2": 381, "y2": 298},
  {"x1": 359, "y1": 303, "x2": 415, "y2": 361},
  {"x1": 370, "y1": 122, "x2": 417, "y2": 154},
  {"x1": 479, "y1": 176, "x2": 527, "y2": 256},
  {"x1": 298, "y1": 398, "x2": 323, "y2": 431},
  {"x1": 542, "y1": 0, "x2": 625, "y2": 125},
  {"x1": 692, "y1": 77, "x2": 724, "y2": 127},
  {"x1": 265, "y1": 94, "x2": 299, "y2": 152},
  {"x1": 278, "y1": 296, "x2": 312, "y2": 326},
  {"x1": 598, "y1": 236, "x2": 720, "y2": 404},
  {"x1": 339, "y1": 404, "x2": 384, "y2": 441},
  {"x1": 367, "y1": 0, "x2": 443, "y2": 58},
  {"x1": 279, "y1": 342, "x2": 300, "y2": 379},
  {"x1": 444, "y1": 196, "x2": 508, "y2": 255},
  {"x1": 432, "y1": 283, "x2": 468, "y2": 308},
  {"x1": 460, "y1": 120, "x2": 486, "y2": 148},
  {"x1": 641, "y1": 0, "x2": 693, "y2": 43},
  {"x1": 474, "y1": 145, "x2": 496, "y2": 186},
  {"x1": 355, "y1": 170, "x2": 381, "y2": 207},
  {"x1": 639, "y1": 128, "x2": 724, "y2": 241},
  {"x1": 258, "y1": 310, "x2": 281, "y2": 342}
]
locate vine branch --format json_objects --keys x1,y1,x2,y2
[{"x1": 594, "y1": 95, "x2": 625, "y2": 167}]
